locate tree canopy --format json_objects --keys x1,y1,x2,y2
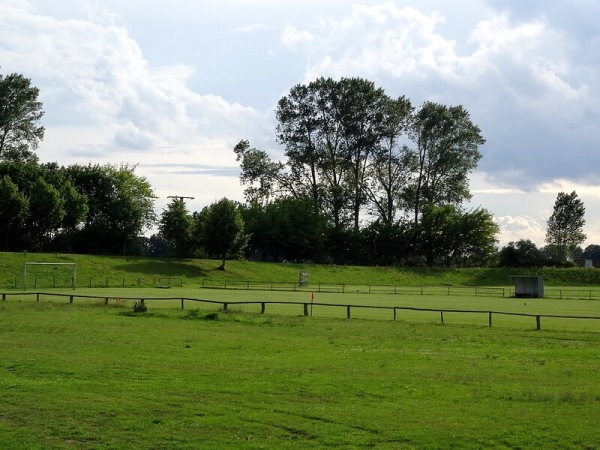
[
  {"x1": 236, "y1": 76, "x2": 492, "y2": 266},
  {"x1": 194, "y1": 198, "x2": 248, "y2": 269},
  {"x1": 545, "y1": 191, "x2": 586, "y2": 262},
  {"x1": 0, "y1": 71, "x2": 44, "y2": 161}
]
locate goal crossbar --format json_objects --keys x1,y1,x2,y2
[{"x1": 24, "y1": 262, "x2": 77, "y2": 290}]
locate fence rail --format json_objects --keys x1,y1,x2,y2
[
  {"x1": 200, "y1": 280, "x2": 507, "y2": 297},
  {"x1": 3, "y1": 291, "x2": 600, "y2": 331}
]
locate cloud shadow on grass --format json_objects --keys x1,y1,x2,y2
[{"x1": 114, "y1": 259, "x2": 207, "y2": 278}]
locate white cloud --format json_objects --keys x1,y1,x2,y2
[
  {"x1": 278, "y1": 3, "x2": 600, "y2": 191},
  {"x1": 281, "y1": 25, "x2": 314, "y2": 49},
  {"x1": 0, "y1": 1, "x2": 272, "y2": 206},
  {"x1": 495, "y1": 215, "x2": 546, "y2": 246}
]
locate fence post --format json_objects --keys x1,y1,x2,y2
[
  {"x1": 346, "y1": 306, "x2": 351, "y2": 319},
  {"x1": 223, "y1": 302, "x2": 228, "y2": 312},
  {"x1": 89, "y1": 277, "x2": 92, "y2": 288},
  {"x1": 69, "y1": 295, "x2": 73, "y2": 304},
  {"x1": 261, "y1": 302, "x2": 265, "y2": 314},
  {"x1": 2, "y1": 293, "x2": 5, "y2": 301},
  {"x1": 105, "y1": 297, "x2": 109, "y2": 305},
  {"x1": 447, "y1": 286, "x2": 450, "y2": 295},
  {"x1": 122, "y1": 277, "x2": 125, "y2": 287},
  {"x1": 440, "y1": 310, "x2": 444, "y2": 324},
  {"x1": 488, "y1": 312, "x2": 492, "y2": 327},
  {"x1": 303, "y1": 303, "x2": 309, "y2": 316},
  {"x1": 536, "y1": 315, "x2": 541, "y2": 330},
  {"x1": 420, "y1": 286, "x2": 424, "y2": 295},
  {"x1": 36, "y1": 293, "x2": 40, "y2": 302},
  {"x1": 393, "y1": 307, "x2": 397, "y2": 321}
]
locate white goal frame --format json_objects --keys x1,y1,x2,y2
[{"x1": 24, "y1": 262, "x2": 77, "y2": 290}]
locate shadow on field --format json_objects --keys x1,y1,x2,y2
[{"x1": 114, "y1": 260, "x2": 206, "y2": 277}]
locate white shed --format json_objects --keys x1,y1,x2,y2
[{"x1": 511, "y1": 275, "x2": 544, "y2": 298}]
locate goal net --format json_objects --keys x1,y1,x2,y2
[{"x1": 24, "y1": 262, "x2": 77, "y2": 290}]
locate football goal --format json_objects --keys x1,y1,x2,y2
[{"x1": 23, "y1": 262, "x2": 77, "y2": 290}]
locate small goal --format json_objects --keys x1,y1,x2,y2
[{"x1": 24, "y1": 262, "x2": 77, "y2": 290}]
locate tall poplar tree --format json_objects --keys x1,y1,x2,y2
[{"x1": 545, "y1": 191, "x2": 586, "y2": 262}]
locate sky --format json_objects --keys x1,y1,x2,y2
[{"x1": 2, "y1": 0, "x2": 599, "y2": 248}]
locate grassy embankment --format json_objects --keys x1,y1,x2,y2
[{"x1": 3, "y1": 251, "x2": 600, "y2": 290}]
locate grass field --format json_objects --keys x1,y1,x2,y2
[
  {"x1": 8, "y1": 286, "x2": 600, "y2": 332},
  {"x1": 2, "y1": 289, "x2": 600, "y2": 449},
  {"x1": 3, "y1": 253, "x2": 600, "y2": 448}
]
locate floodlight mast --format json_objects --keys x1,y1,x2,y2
[{"x1": 168, "y1": 195, "x2": 194, "y2": 202}]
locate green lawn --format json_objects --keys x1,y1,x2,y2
[
  {"x1": 1, "y1": 294, "x2": 600, "y2": 449},
  {"x1": 9, "y1": 286, "x2": 600, "y2": 332}
]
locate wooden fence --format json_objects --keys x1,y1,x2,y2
[
  {"x1": 2, "y1": 291, "x2": 600, "y2": 331},
  {"x1": 201, "y1": 280, "x2": 507, "y2": 297}
]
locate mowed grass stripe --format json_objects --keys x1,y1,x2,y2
[{"x1": 6, "y1": 287, "x2": 600, "y2": 332}]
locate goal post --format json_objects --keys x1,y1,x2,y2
[{"x1": 24, "y1": 262, "x2": 77, "y2": 290}]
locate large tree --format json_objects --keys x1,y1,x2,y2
[
  {"x1": 26, "y1": 177, "x2": 65, "y2": 250},
  {"x1": 337, "y1": 77, "x2": 388, "y2": 230},
  {"x1": 415, "y1": 204, "x2": 498, "y2": 267},
  {"x1": 498, "y1": 239, "x2": 546, "y2": 267},
  {"x1": 405, "y1": 102, "x2": 484, "y2": 224},
  {"x1": 237, "y1": 78, "x2": 487, "y2": 266},
  {"x1": 276, "y1": 77, "x2": 392, "y2": 230},
  {"x1": 276, "y1": 77, "x2": 351, "y2": 228},
  {"x1": 195, "y1": 198, "x2": 248, "y2": 269},
  {"x1": 0, "y1": 71, "x2": 44, "y2": 161},
  {"x1": 545, "y1": 191, "x2": 586, "y2": 262},
  {"x1": 67, "y1": 163, "x2": 156, "y2": 254},
  {"x1": 241, "y1": 197, "x2": 327, "y2": 262},
  {"x1": 159, "y1": 198, "x2": 193, "y2": 257},
  {"x1": 366, "y1": 95, "x2": 414, "y2": 224},
  {"x1": 582, "y1": 244, "x2": 600, "y2": 262}
]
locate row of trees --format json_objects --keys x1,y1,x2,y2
[
  {"x1": 1, "y1": 69, "x2": 590, "y2": 267},
  {"x1": 235, "y1": 77, "x2": 485, "y2": 230},
  {"x1": 230, "y1": 77, "x2": 497, "y2": 265},
  {"x1": 155, "y1": 195, "x2": 498, "y2": 267},
  {"x1": 0, "y1": 160, "x2": 155, "y2": 254}
]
